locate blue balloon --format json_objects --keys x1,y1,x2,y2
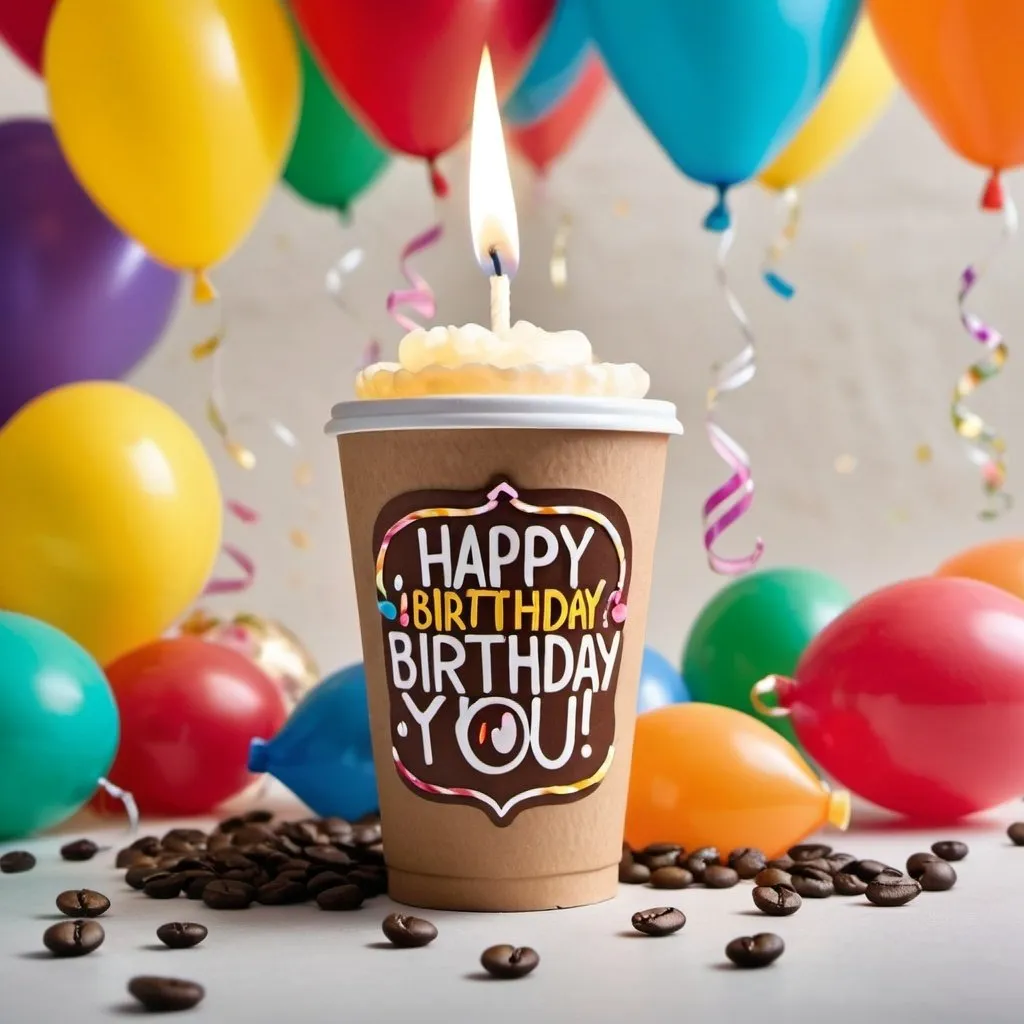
[
  {"x1": 505, "y1": 0, "x2": 590, "y2": 126},
  {"x1": 249, "y1": 663, "x2": 377, "y2": 821},
  {"x1": 637, "y1": 647, "x2": 689, "y2": 714},
  {"x1": 585, "y1": 0, "x2": 860, "y2": 229}
]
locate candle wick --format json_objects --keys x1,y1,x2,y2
[{"x1": 489, "y1": 246, "x2": 503, "y2": 277}]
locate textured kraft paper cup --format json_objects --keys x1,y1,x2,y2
[{"x1": 326, "y1": 395, "x2": 682, "y2": 912}]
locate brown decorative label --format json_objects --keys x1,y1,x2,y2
[{"x1": 371, "y1": 479, "x2": 632, "y2": 826}]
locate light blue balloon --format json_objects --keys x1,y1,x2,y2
[
  {"x1": 637, "y1": 647, "x2": 690, "y2": 714},
  {"x1": 585, "y1": 0, "x2": 861, "y2": 229},
  {"x1": 249, "y1": 663, "x2": 377, "y2": 822},
  {"x1": 505, "y1": 0, "x2": 590, "y2": 126}
]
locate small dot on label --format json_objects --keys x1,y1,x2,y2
[
  {"x1": 581, "y1": 744, "x2": 592, "y2": 758},
  {"x1": 393, "y1": 575, "x2": 404, "y2": 590},
  {"x1": 397, "y1": 722, "x2": 408, "y2": 738}
]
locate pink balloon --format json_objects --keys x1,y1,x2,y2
[{"x1": 771, "y1": 577, "x2": 1024, "y2": 821}]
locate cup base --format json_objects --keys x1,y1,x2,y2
[{"x1": 388, "y1": 863, "x2": 618, "y2": 913}]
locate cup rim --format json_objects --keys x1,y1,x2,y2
[{"x1": 325, "y1": 395, "x2": 683, "y2": 437}]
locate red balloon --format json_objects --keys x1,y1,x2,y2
[
  {"x1": 510, "y1": 56, "x2": 608, "y2": 175},
  {"x1": 0, "y1": 0, "x2": 56, "y2": 75},
  {"x1": 97, "y1": 637, "x2": 287, "y2": 816},
  {"x1": 291, "y1": 0, "x2": 555, "y2": 161},
  {"x1": 769, "y1": 577, "x2": 1024, "y2": 821}
]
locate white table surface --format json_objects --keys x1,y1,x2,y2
[{"x1": 2, "y1": 797, "x2": 1022, "y2": 1024}]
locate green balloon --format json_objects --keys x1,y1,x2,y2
[
  {"x1": 682, "y1": 568, "x2": 852, "y2": 750},
  {"x1": 0, "y1": 612, "x2": 119, "y2": 840},
  {"x1": 283, "y1": 37, "x2": 389, "y2": 213}
]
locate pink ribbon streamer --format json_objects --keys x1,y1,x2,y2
[
  {"x1": 385, "y1": 223, "x2": 443, "y2": 332},
  {"x1": 703, "y1": 227, "x2": 765, "y2": 575},
  {"x1": 203, "y1": 500, "x2": 259, "y2": 596}
]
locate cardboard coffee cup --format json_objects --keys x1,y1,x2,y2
[{"x1": 326, "y1": 395, "x2": 682, "y2": 912}]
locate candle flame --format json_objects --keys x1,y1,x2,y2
[{"x1": 469, "y1": 46, "x2": 519, "y2": 277}]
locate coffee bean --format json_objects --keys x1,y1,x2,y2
[
  {"x1": 306, "y1": 846, "x2": 353, "y2": 870},
  {"x1": 316, "y1": 884, "x2": 364, "y2": 911},
  {"x1": 728, "y1": 847, "x2": 766, "y2": 880},
  {"x1": 116, "y1": 847, "x2": 148, "y2": 868},
  {"x1": 128, "y1": 976, "x2": 205, "y2": 1013},
  {"x1": 276, "y1": 870, "x2": 310, "y2": 887},
  {"x1": 788, "y1": 842, "x2": 831, "y2": 861},
  {"x1": 382, "y1": 912, "x2": 437, "y2": 948},
  {"x1": 630, "y1": 906, "x2": 685, "y2": 936},
  {"x1": 726, "y1": 933, "x2": 784, "y2": 969},
  {"x1": 163, "y1": 828, "x2": 207, "y2": 848},
  {"x1": 156, "y1": 922, "x2": 208, "y2": 949},
  {"x1": 480, "y1": 944, "x2": 540, "y2": 979},
  {"x1": 703, "y1": 865, "x2": 739, "y2": 889},
  {"x1": 918, "y1": 860, "x2": 957, "y2": 891},
  {"x1": 931, "y1": 840, "x2": 968, "y2": 862},
  {"x1": 636, "y1": 842, "x2": 682, "y2": 870},
  {"x1": 833, "y1": 872, "x2": 868, "y2": 896},
  {"x1": 202, "y1": 879, "x2": 255, "y2": 910},
  {"x1": 683, "y1": 854, "x2": 714, "y2": 881},
  {"x1": 125, "y1": 864, "x2": 163, "y2": 890},
  {"x1": 1007, "y1": 822, "x2": 1024, "y2": 846},
  {"x1": 766, "y1": 856, "x2": 794, "y2": 871},
  {"x1": 349, "y1": 867, "x2": 388, "y2": 897},
  {"x1": 130, "y1": 836, "x2": 162, "y2": 856},
  {"x1": 752, "y1": 885, "x2": 801, "y2": 916},
  {"x1": 231, "y1": 824, "x2": 277, "y2": 847},
  {"x1": 825, "y1": 852, "x2": 856, "y2": 874},
  {"x1": 43, "y1": 920, "x2": 105, "y2": 957},
  {"x1": 206, "y1": 832, "x2": 233, "y2": 852},
  {"x1": 257, "y1": 879, "x2": 307, "y2": 905},
  {"x1": 352, "y1": 822, "x2": 382, "y2": 847},
  {"x1": 243, "y1": 809, "x2": 274, "y2": 823},
  {"x1": 307, "y1": 871, "x2": 349, "y2": 898},
  {"x1": 60, "y1": 839, "x2": 100, "y2": 862},
  {"x1": 847, "y1": 859, "x2": 895, "y2": 882},
  {"x1": 754, "y1": 867, "x2": 791, "y2": 887},
  {"x1": 618, "y1": 861, "x2": 650, "y2": 884},
  {"x1": 906, "y1": 852, "x2": 941, "y2": 878},
  {"x1": 794, "y1": 857, "x2": 832, "y2": 873},
  {"x1": 0, "y1": 851, "x2": 35, "y2": 874},
  {"x1": 355, "y1": 842, "x2": 386, "y2": 867},
  {"x1": 650, "y1": 866, "x2": 693, "y2": 889},
  {"x1": 56, "y1": 889, "x2": 109, "y2": 918},
  {"x1": 185, "y1": 875, "x2": 216, "y2": 900},
  {"x1": 277, "y1": 858, "x2": 313, "y2": 876},
  {"x1": 788, "y1": 866, "x2": 833, "y2": 898},
  {"x1": 865, "y1": 877, "x2": 921, "y2": 906},
  {"x1": 144, "y1": 873, "x2": 187, "y2": 899},
  {"x1": 161, "y1": 835, "x2": 198, "y2": 854}
]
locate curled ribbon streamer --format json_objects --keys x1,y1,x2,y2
[
  {"x1": 386, "y1": 223, "x2": 443, "y2": 332},
  {"x1": 325, "y1": 246, "x2": 383, "y2": 372},
  {"x1": 703, "y1": 227, "x2": 765, "y2": 575},
  {"x1": 97, "y1": 777, "x2": 139, "y2": 834},
  {"x1": 204, "y1": 500, "x2": 259, "y2": 596},
  {"x1": 762, "y1": 187, "x2": 801, "y2": 299},
  {"x1": 952, "y1": 190, "x2": 1017, "y2": 519}
]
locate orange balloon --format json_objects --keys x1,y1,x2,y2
[
  {"x1": 869, "y1": 0, "x2": 1024, "y2": 188},
  {"x1": 936, "y1": 538, "x2": 1024, "y2": 601},
  {"x1": 625, "y1": 703, "x2": 849, "y2": 858}
]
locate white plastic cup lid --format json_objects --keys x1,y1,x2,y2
[{"x1": 325, "y1": 395, "x2": 683, "y2": 437}]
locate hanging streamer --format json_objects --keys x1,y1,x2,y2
[
  {"x1": 952, "y1": 187, "x2": 1017, "y2": 519},
  {"x1": 761, "y1": 187, "x2": 801, "y2": 299},
  {"x1": 386, "y1": 223, "x2": 444, "y2": 332},
  {"x1": 204, "y1": 500, "x2": 259, "y2": 596},
  {"x1": 703, "y1": 227, "x2": 765, "y2": 575},
  {"x1": 96, "y1": 777, "x2": 139, "y2": 834}
]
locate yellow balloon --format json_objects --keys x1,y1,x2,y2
[
  {"x1": 44, "y1": 0, "x2": 299, "y2": 277},
  {"x1": 0, "y1": 383, "x2": 222, "y2": 665},
  {"x1": 759, "y1": 16, "x2": 895, "y2": 190}
]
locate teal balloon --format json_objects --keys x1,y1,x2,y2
[
  {"x1": 505, "y1": 0, "x2": 590, "y2": 126},
  {"x1": 682, "y1": 568, "x2": 851, "y2": 751},
  {"x1": 585, "y1": 0, "x2": 860, "y2": 229},
  {"x1": 637, "y1": 647, "x2": 689, "y2": 714},
  {"x1": 0, "y1": 612, "x2": 119, "y2": 840},
  {"x1": 283, "y1": 36, "x2": 390, "y2": 213}
]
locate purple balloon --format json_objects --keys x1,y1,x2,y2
[{"x1": 0, "y1": 119, "x2": 179, "y2": 427}]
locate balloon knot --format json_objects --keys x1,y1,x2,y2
[
  {"x1": 981, "y1": 171, "x2": 1004, "y2": 212},
  {"x1": 428, "y1": 161, "x2": 449, "y2": 199},
  {"x1": 193, "y1": 270, "x2": 217, "y2": 305},
  {"x1": 248, "y1": 738, "x2": 269, "y2": 773},
  {"x1": 763, "y1": 271, "x2": 796, "y2": 299},
  {"x1": 703, "y1": 186, "x2": 731, "y2": 233}
]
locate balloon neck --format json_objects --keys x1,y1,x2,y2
[
  {"x1": 981, "y1": 171, "x2": 1004, "y2": 212},
  {"x1": 248, "y1": 738, "x2": 270, "y2": 773},
  {"x1": 703, "y1": 186, "x2": 731, "y2": 233},
  {"x1": 193, "y1": 270, "x2": 217, "y2": 305},
  {"x1": 428, "y1": 160, "x2": 449, "y2": 200},
  {"x1": 826, "y1": 788, "x2": 852, "y2": 831}
]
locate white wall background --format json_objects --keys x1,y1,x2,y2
[{"x1": 3, "y1": 49, "x2": 1022, "y2": 676}]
